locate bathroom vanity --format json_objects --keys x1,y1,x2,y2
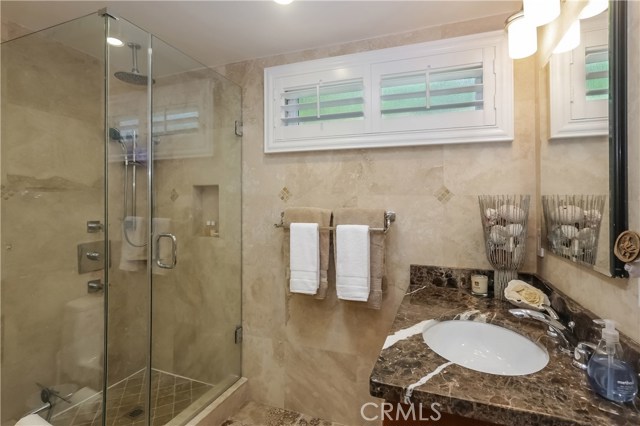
[{"x1": 369, "y1": 266, "x2": 640, "y2": 426}]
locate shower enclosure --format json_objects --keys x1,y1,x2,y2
[{"x1": 1, "y1": 10, "x2": 242, "y2": 426}]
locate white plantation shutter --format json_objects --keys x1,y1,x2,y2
[
  {"x1": 371, "y1": 46, "x2": 497, "y2": 134},
  {"x1": 281, "y1": 79, "x2": 365, "y2": 126},
  {"x1": 264, "y1": 30, "x2": 513, "y2": 152},
  {"x1": 380, "y1": 64, "x2": 484, "y2": 117},
  {"x1": 569, "y1": 36, "x2": 608, "y2": 122},
  {"x1": 584, "y1": 47, "x2": 608, "y2": 101}
]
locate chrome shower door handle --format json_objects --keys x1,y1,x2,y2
[{"x1": 155, "y1": 233, "x2": 177, "y2": 269}]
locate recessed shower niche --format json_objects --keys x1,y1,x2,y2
[{"x1": 193, "y1": 184, "x2": 220, "y2": 237}]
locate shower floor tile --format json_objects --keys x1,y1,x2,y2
[
  {"x1": 222, "y1": 402, "x2": 346, "y2": 426},
  {"x1": 49, "y1": 369, "x2": 213, "y2": 426}
]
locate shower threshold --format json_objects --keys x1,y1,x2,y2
[{"x1": 49, "y1": 369, "x2": 215, "y2": 426}]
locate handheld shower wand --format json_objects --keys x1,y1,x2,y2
[{"x1": 109, "y1": 127, "x2": 146, "y2": 247}]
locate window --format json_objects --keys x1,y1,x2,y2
[
  {"x1": 282, "y1": 79, "x2": 364, "y2": 126},
  {"x1": 116, "y1": 105, "x2": 200, "y2": 140},
  {"x1": 585, "y1": 47, "x2": 608, "y2": 101},
  {"x1": 153, "y1": 106, "x2": 200, "y2": 136},
  {"x1": 379, "y1": 65, "x2": 484, "y2": 118},
  {"x1": 549, "y1": 13, "x2": 608, "y2": 139},
  {"x1": 264, "y1": 31, "x2": 513, "y2": 153}
]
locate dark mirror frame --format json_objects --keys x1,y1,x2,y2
[{"x1": 609, "y1": 0, "x2": 628, "y2": 277}]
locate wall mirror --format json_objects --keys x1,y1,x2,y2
[{"x1": 540, "y1": 0, "x2": 627, "y2": 277}]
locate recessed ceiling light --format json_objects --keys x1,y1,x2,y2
[
  {"x1": 107, "y1": 37, "x2": 124, "y2": 47},
  {"x1": 274, "y1": 0, "x2": 294, "y2": 5}
]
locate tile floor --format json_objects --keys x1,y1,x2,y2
[
  {"x1": 222, "y1": 402, "x2": 344, "y2": 426},
  {"x1": 49, "y1": 369, "x2": 213, "y2": 426}
]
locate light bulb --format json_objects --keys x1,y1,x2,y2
[
  {"x1": 523, "y1": 0, "x2": 560, "y2": 27},
  {"x1": 507, "y1": 12, "x2": 538, "y2": 59},
  {"x1": 274, "y1": 0, "x2": 294, "y2": 4},
  {"x1": 553, "y1": 20, "x2": 581, "y2": 54},
  {"x1": 579, "y1": 0, "x2": 608, "y2": 20}
]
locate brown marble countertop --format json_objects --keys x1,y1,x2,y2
[{"x1": 369, "y1": 266, "x2": 640, "y2": 426}]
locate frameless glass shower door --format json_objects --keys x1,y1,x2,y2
[
  {"x1": 1, "y1": 10, "x2": 242, "y2": 426},
  {"x1": 147, "y1": 35, "x2": 242, "y2": 424},
  {"x1": 104, "y1": 14, "x2": 243, "y2": 426}
]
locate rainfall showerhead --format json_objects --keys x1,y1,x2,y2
[
  {"x1": 114, "y1": 42, "x2": 153, "y2": 86},
  {"x1": 114, "y1": 70, "x2": 149, "y2": 86}
]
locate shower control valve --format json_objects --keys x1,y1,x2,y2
[
  {"x1": 87, "y1": 280, "x2": 104, "y2": 294},
  {"x1": 86, "y1": 220, "x2": 103, "y2": 233},
  {"x1": 86, "y1": 251, "x2": 101, "y2": 261}
]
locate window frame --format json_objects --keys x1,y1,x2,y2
[{"x1": 264, "y1": 31, "x2": 513, "y2": 153}]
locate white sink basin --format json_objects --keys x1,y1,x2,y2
[{"x1": 422, "y1": 320, "x2": 549, "y2": 376}]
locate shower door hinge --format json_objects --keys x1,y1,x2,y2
[
  {"x1": 234, "y1": 325, "x2": 243, "y2": 344},
  {"x1": 234, "y1": 121, "x2": 243, "y2": 137}
]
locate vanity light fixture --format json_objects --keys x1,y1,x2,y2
[
  {"x1": 579, "y1": 0, "x2": 608, "y2": 20},
  {"x1": 506, "y1": 11, "x2": 537, "y2": 59},
  {"x1": 106, "y1": 37, "x2": 124, "y2": 47},
  {"x1": 553, "y1": 20, "x2": 581, "y2": 54},
  {"x1": 523, "y1": 0, "x2": 560, "y2": 27},
  {"x1": 273, "y1": 0, "x2": 294, "y2": 4}
]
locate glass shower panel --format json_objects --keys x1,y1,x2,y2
[
  {"x1": 2, "y1": 10, "x2": 242, "y2": 426},
  {"x1": 104, "y1": 15, "x2": 152, "y2": 426},
  {"x1": 1, "y1": 13, "x2": 106, "y2": 425},
  {"x1": 149, "y1": 36, "x2": 242, "y2": 425}
]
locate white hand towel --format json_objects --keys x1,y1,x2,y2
[
  {"x1": 336, "y1": 224, "x2": 370, "y2": 301},
  {"x1": 16, "y1": 414, "x2": 53, "y2": 426},
  {"x1": 289, "y1": 223, "x2": 320, "y2": 295}
]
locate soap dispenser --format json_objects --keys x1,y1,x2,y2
[{"x1": 586, "y1": 319, "x2": 638, "y2": 403}]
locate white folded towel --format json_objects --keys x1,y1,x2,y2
[
  {"x1": 289, "y1": 223, "x2": 320, "y2": 295},
  {"x1": 336, "y1": 224, "x2": 370, "y2": 301},
  {"x1": 16, "y1": 414, "x2": 53, "y2": 426}
]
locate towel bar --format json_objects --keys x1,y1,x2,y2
[{"x1": 274, "y1": 211, "x2": 396, "y2": 234}]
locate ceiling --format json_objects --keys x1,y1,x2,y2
[{"x1": 1, "y1": 1, "x2": 520, "y2": 68}]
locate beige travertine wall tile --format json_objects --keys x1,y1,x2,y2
[
  {"x1": 540, "y1": 255, "x2": 640, "y2": 342},
  {"x1": 217, "y1": 7, "x2": 640, "y2": 424},
  {"x1": 1, "y1": 18, "x2": 32, "y2": 42},
  {"x1": 241, "y1": 334, "x2": 285, "y2": 408},
  {"x1": 283, "y1": 343, "x2": 382, "y2": 426},
  {"x1": 216, "y1": 13, "x2": 541, "y2": 425}
]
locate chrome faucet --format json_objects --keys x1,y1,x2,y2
[{"x1": 509, "y1": 308, "x2": 579, "y2": 354}]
